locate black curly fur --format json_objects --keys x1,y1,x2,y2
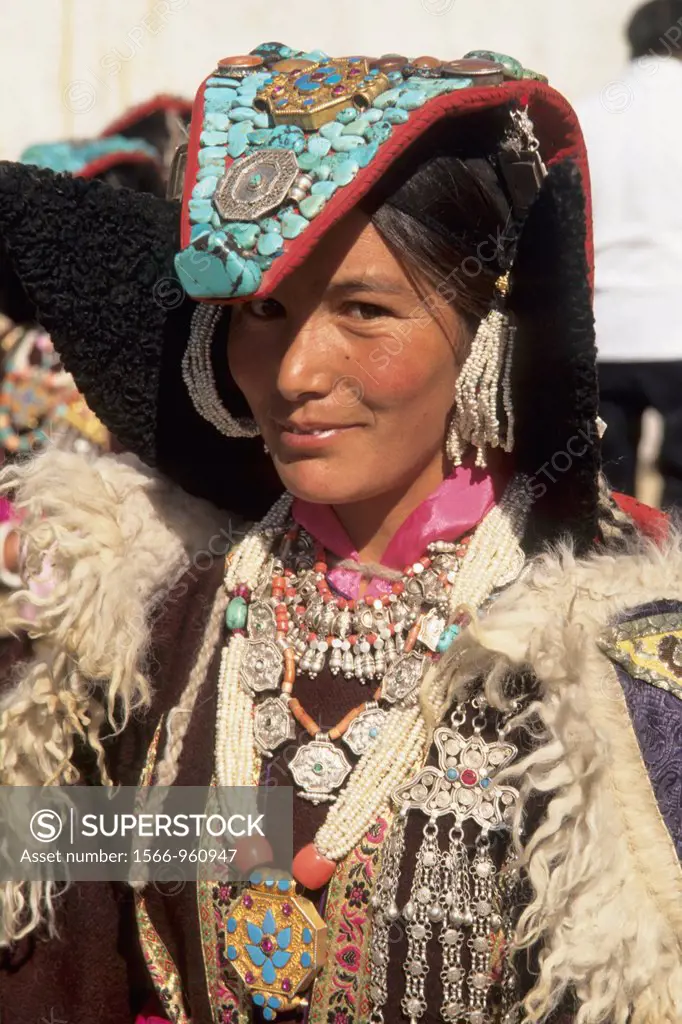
[
  {"x1": 511, "y1": 159, "x2": 600, "y2": 554},
  {"x1": 0, "y1": 158, "x2": 599, "y2": 532},
  {"x1": 0, "y1": 160, "x2": 280, "y2": 517}
]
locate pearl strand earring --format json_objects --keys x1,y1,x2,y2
[
  {"x1": 182, "y1": 303, "x2": 260, "y2": 438},
  {"x1": 446, "y1": 272, "x2": 515, "y2": 469}
]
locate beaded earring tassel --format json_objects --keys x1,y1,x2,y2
[
  {"x1": 446, "y1": 272, "x2": 515, "y2": 470},
  {"x1": 182, "y1": 303, "x2": 260, "y2": 438}
]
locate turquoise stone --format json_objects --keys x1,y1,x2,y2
[
  {"x1": 336, "y1": 107, "x2": 358, "y2": 125},
  {"x1": 200, "y1": 130, "x2": 229, "y2": 147},
  {"x1": 227, "y1": 917, "x2": 238, "y2": 933},
  {"x1": 382, "y1": 107, "x2": 409, "y2": 124},
  {"x1": 446, "y1": 768, "x2": 458, "y2": 781},
  {"x1": 386, "y1": 70, "x2": 404, "y2": 85},
  {"x1": 277, "y1": 879, "x2": 291, "y2": 892},
  {"x1": 204, "y1": 112, "x2": 232, "y2": 131},
  {"x1": 197, "y1": 165, "x2": 220, "y2": 180},
  {"x1": 280, "y1": 210, "x2": 308, "y2": 239},
  {"x1": 263, "y1": 1011, "x2": 275, "y2": 1022},
  {"x1": 204, "y1": 87, "x2": 234, "y2": 105},
  {"x1": 437, "y1": 624, "x2": 460, "y2": 653},
  {"x1": 523, "y1": 68, "x2": 549, "y2": 82},
  {"x1": 302, "y1": 927, "x2": 312, "y2": 944},
  {"x1": 188, "y1": 198, "x2": 214, "y2": 223},
  {"x1": 342, "y1": 117, "x2": 370, "y2": 137},
  {"x1": 227, "y1": 945, "x2": 238, "y2": 961},
  {"x1": 208, "y1": 229, "x2": 228, "y2": 250},
  {"x1": 253, "y1": 994, "x2": 266, "y2": 1006},
  {"x1": 226, "y1": 597, "x2": 248, "y2": 630},
  {"x1": 301, "y1": 49, "x2": 329, "y2": 62},
  {"x1": 260, "y1": 217, "x2": 281, "y2": 234},
  {"x1": 299, "y1": 194, "x2": 326, "y2": 219},
  {"x1": 258, "y1": 231, "x2": 283, "y2": 256},
  {"x1": 262, "y1": 961, "x2": 277, "y2": 985},
  {"x1": 331, "y1": 134, "x2": 364, "y2": 152},
  {"x1": 253, "y1": 253, "x2": 273, "y2": 270},
  {"x1": 296, "y1": 151, "x2": 321, "y2": 172},
  {"x1": 434, "y1": 78, "x2": 472, "y2": 94},
  {"x1": 247, "y1": 128, "x2": 274, "y2": 146},
  {"x1": 307, "y1": 135, "x2": 332, "y2": 157},
  {"x1": 192, "y1": 175, "x2": 218, "y2": 198},
  {"x1": 310, "y1": 180, "x2": 337, "y2": 198},
  {"x1": 190, "y1": 222, "x2": 212, "y2": 243},
  {"x1": 205, "y1": 76, "x2": 239, "y2": 88},
  {"x1": 366, "y1": 122, "x2": 392, "y2": 144},
  {"x1": 228, "y1": 223, "x2": 260, "y2": 251},
  {"x1": 210, "y1": 209, "x2": 223, "y2": 229},
  {"x1": 397, "y1": 89, "x2": 428, "y2": 110},
  {"x1": 364, "y1": 108, "x2": 384, "y2": 123},
  {"x1": 174, "y1": 247, "x2": 262, "y2": 299},
  {"x1": 481, "y1": 778, "x2": 491, "y2": 788},
  {"x1": 270, "y1": 125, "x2": 306, "y2": 152},
  {"x1": 198, "y1": 146, "x2": 228, "y2": 167},
  {"x1": 354, "y1": 141, "x2": 379, "y2": 168},
  {"x1": 230, "y1": 105, "x2": 259, "y2": 122},
  {"x1": 315, "y1": 160, "x2": 333, "y2": 181},
  {"x1": 331, "y1": 159, "x2": 359, "y2": 185},
  {"x1": 300, "y1": 952, "x2": 312, "y2": 968},
  {"x1": 319, "y1": 121, "x2": 343, "y2": 141},
  {"x1": 227, "y1": 122, "x2": 253, "y2": 158},
  {"x1": 464, "y1": 49, "x2": 523, "y2": 79},
  {"x1": 373, "y1": 87, "x2": 402, "y2": 109}
]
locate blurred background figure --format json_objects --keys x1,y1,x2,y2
[
  {"x1": 577, "y1": 0, "x2": 682, "y2": 508},
  {"x1": 0, "y1": 94, "x2": 191, "y2": 591}
]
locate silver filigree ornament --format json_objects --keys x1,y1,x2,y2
[
  {"x1": 343, "y1": 705, "x2": 387, "y2": 756},
  {"x1": 369, "y1": 705, "x2": 523, "y2": 1024},
  {"x1": 213, "y1": 148, "x2": 301, "y2": 222},
  {"x1": 239, "y1": 638, "x2": 284, "y2": 696},
  {"x1": 392, "y1": 728, "x2": 518, "y2": 829},
  {"x1": 253, "y1": 696, "x2": 296, "y2": 755},
  {"x1": 246, "y1": 599, "x2": 278, "y2": 641},
  {"x1": 288, "y1": 737, "x2": 352, "y2": 804},
  {"x1": 382, "y1": 651, "x2": 426, "y2": 706}
]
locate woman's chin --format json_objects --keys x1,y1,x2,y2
[{"x1": 272, "y1": 455, "x2": 377, "y2": 506}]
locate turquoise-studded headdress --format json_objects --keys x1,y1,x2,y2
[
  {"x1": 0, "y1": 42, "x2": 600, "y2": 550},
  {"x1": 19, "y1": 135, "x2": 161, "y2": 179},
  {"x1": 173, "y1": 45, "x2": 553, "y2": 301}
]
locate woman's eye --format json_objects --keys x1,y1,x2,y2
[
  {"x1": 245, "y1": 298, "x2": 285, "y2": 320},
  {"x1": 343, "y1": 301, "x2": 390, "y2": 321}
]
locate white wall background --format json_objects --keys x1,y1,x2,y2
[{"x1": 0, "y1": 0, "x2": 644, "y2": 159}]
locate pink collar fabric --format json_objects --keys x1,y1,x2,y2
[{"x1": 292, "y1": 463, "x2": 497, "y2": 599}]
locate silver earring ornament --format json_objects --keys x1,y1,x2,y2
[
  {"x1": 446, "y1": 272, "x2": 516, "y2": 469},
  {"x1": 182, "y1": 303, "x2": 260, "y2": 439}
]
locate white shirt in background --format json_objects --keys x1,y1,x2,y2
[{"x1": 576, "y1": 56, "x2": 682, "y2": 362}]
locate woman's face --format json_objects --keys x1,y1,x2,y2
[{"x1": 227, "y1": 209, "x2": 468, "y2": 507}]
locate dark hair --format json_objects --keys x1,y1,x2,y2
[
  {"x1": 627, "y1": 0, "x2": 682, "y2": 58},
  {"x1": 96, "y1": 162, "x2": 166, "y2": 197},
  {"x1": 364, "y1": 115, "x2": 513, "y2": 332}
]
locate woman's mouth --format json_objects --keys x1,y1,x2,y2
[{"x1": 275, "y1": 421, "x2": 360, "y2": 450}]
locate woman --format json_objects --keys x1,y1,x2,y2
[{"x1": 0, "y1": 42, "x2": 680, "y2": 1024}]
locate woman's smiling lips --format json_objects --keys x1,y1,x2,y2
[{"x1": 273, "y1": 418, "x2": 363, "y2": 450}]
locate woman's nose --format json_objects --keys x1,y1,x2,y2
[{"x1": 276, "y1": 316, "x2": 338, "y2": 403}]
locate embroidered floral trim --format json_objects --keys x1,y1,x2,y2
[
  {"x1": 136, "y1": 894, "x2": 190, "y2": 1024},
  {"x1": 308, "y1": 816, "x2": 390, "y2": 1024},
  {"x1": 198, "y1": 876, "x2": 249, "y2": 1023},
  {"x1": 599, "y1": 611, "x2": 682, "y2": 701}
]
